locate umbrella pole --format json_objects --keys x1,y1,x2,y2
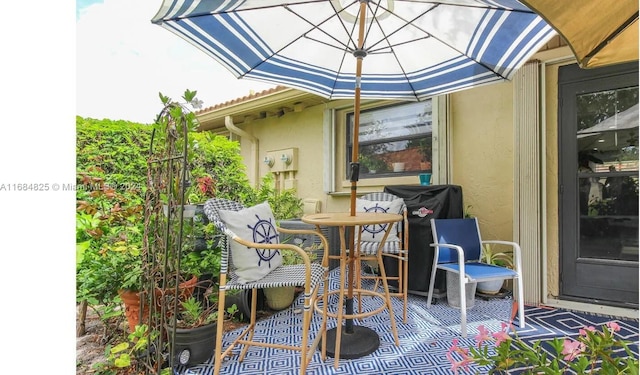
[
  {"x1": 349, "y1": 0, "x2": 367, "y2": 218},
  {"x1": 345, "y1": 36, "x2": 365, "y2": 338},
  {"x1": 324, "y1": 0, "x2": 380, "y2": 361},
  {"x1": 345, "y1": 32, "x2": 365, "y2": 335}
]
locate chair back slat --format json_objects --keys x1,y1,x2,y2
[
  {"x1": 431, "y1": 218, "x2": 483, "y2": 263},
  {"x1": 204, "y1": 198, "x2": 245, "y2": 234},
  {"x1": 204, "y1": 198, "x2": 247, "y2": 276}
]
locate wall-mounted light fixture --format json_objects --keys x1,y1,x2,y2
[
  {"x1": 263, "y1": 156, "x2": 275, "y2": 167},
  {"x1": 280, "y1": 153, "x2": 292, "y2": 165}
]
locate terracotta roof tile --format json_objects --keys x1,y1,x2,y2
[{"x1": 195, "y1": 85, "x2": 290, "y2": 114}]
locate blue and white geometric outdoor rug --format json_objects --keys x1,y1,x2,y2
[{"x1": 175, "y1": 270, "x2": 638, "y2": 375}]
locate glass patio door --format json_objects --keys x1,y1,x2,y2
[{"x1": 559, "y1": 62, "x2": 639, "y2": 308}]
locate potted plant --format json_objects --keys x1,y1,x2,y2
[
  {"x1": 476, "y1": 243, "x2": 514, "y2": 295},
  {"x1": 113, "y1": 244, "x2": 145, "y2": 333},
  {"x1": 262, "y1": 244, "x2": 320, "y2": 310},
  {"x1": 417, "y1": 138, "x2": 432, "y2": 170},
  {"x1": 180, "y1": 243, "x2": 222, "y2": 305},
  {"x1": 188, "y1": 173, "x2": 218, "y2": 251},
  {"x1": 162, "y1": 176, "x2": 197, "y2": 218},
  {"x1": 187, "y1": 170, "x2": 216, "y2": 205},
  {"x1": 167, "y1": 287, "x2": 248, "y2": 368},
  {"x1": 167, "y1": 296, "x2": 219, "y2": 367},
  {"x1": 359, "y1": 153, "x2": 389, "y2": 174}
]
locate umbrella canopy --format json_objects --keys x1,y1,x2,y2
[
  {"x1": 152, "y1": 0, "x2": 556, "y2": 214},
  {"x1": 519, "y1": 0, "x2": 638, "y2": 68}
]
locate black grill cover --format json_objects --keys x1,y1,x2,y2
[{"x1": 382, "y1": 185, "x2": 464, "y2": 295}]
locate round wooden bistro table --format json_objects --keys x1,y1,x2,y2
[{"x1": 302, "y1": 212, "x2": 401, "y2": 368}]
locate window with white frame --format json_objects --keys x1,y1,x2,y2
[{"x1": 346, "y1": 101, "x2": 433, "y2": 179}]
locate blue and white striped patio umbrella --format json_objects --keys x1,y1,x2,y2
[{"x1": 152, "y1": 0, "x2": 555, "y2": 213}]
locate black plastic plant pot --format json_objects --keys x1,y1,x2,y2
[
  {"x1": 194, "y1": 204, "x2": 209, "y2": 225},
  {"x1": 170, "y1": 322, "x2": 217, "y2": 367},
  {"x1": 224, "y1": 289, "x2": 264, "y2": 322},
  {"x1": 194, "y1": 237, "x2": 208, "y2": 251}
]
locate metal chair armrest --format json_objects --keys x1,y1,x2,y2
[
  {"x1": 481, "y1": 240, "x2": 523, "y2": 273},
  {"x1": 430, "y1": 242, "x2": 467, "y2": 276}
]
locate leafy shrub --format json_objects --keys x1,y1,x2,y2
[{"x1": 75, "y1": 115, "x2": 303, "y2": 335}]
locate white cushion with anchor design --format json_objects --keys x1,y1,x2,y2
[
  {"x1": 355, "y1": 198, "x2": 403, "y2": 242},
  {"x1": 218, "y1": 201, "x2": 283, "y2": 283}
]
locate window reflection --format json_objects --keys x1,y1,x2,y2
[
  {"x1": 347, "y1": 101, "x2": 433, "y2": 178},
  {"x1": 576, "y1": 87, "x2": 639, "y2": 261}
]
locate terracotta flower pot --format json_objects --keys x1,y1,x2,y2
[
  {"x1": 154, "y1": 275, "x2": 198, "y2": 306},
  {"x1": 119, "y1": 275, "x2": 199, "y2": 333},
  {"x1": 119, "y1": 289, "x2": 149, "y2": 333}
]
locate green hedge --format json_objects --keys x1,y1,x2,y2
[{"x1": 75, "y1": 116, "x2": 255, "y2": 305}]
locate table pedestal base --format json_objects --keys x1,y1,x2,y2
[{"x1": 323, "y1": 325, "x2": 380, "y2": 359}]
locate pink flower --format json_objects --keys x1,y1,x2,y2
[
  {"x1": 449, "y1": 338, "x2": 460, "y2": 351},
  {"x1": 475, "y1": 325, "x2": 491, "y2": 347},
  {"x1": 501, "y1": 321, "x2": 512, "y2": 332},
  {"x1": 579, "y1": 326, "x2": 596, "y2": 336},
  {"x1": 607, "y1": 322, "x2": 621, "y2": 332},
  {"x1": 561, "y1": 339, "x2": 585, "y2": 361},
  {"x1": 492, "y1": 322, "x2": 511, "y2": 346},
  {"x1": 450, "y1": 355, "x2": 474, "y2": 373},
  {"x1": 447, "y1": 339, "x2": 474, "y2": 374}
]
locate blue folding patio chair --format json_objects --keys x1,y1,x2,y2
[{"x1": 426, "y1": 218, "x2": 525, "y2": 337}]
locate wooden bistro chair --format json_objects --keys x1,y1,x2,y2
[
  {"x1": 203, "y1": 198, "x2": 328, "y2": 375},
  {"x1": 426, "y1": 218, "x2": 525, "y2": 337},
  {"x1": 355, "y1": 192, "x2": 409, "y2": 323}
]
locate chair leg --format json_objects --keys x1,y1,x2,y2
[
  {"x1": 299, "y1": 287, "x2": 312, "y2": 375},
  {"x1": 459, "y1": 273, "x2": 467, "y2": 338},
  {"x1": 355, "y1": 257, "x2": 363, "y2": 319},
  {"x1": 320, "y1": 267, "x2": 329, "y2": 361},
  {"x1": 238, "y1": 288, "x2": 259, "y2": 361},
  {"x1": 213, "y1": 283, "x2": 227, "y2": 375},
  {"x1": 516, "y1": 276, "x2": 525, "y2": 328},
  {"x1": 401, "y1": 251, "x2": 408, "y2": 323},
  {"x1": 426, "y1": 262, "x2": 439, "y2": 307},
  {"x1": 377, "y1": 252, "x2": 400, "y2": 346}
]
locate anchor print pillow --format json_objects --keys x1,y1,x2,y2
[
  {"x1": 218, "y1": 201, "x2": 283, "y2": 283},
  {"x1": 355, "y1": 198, "x2": 403, "y2": 242}
]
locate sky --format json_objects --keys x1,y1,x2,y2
[{"x1": 76, "y1": 0, "x2": 276, "y2": 124}]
